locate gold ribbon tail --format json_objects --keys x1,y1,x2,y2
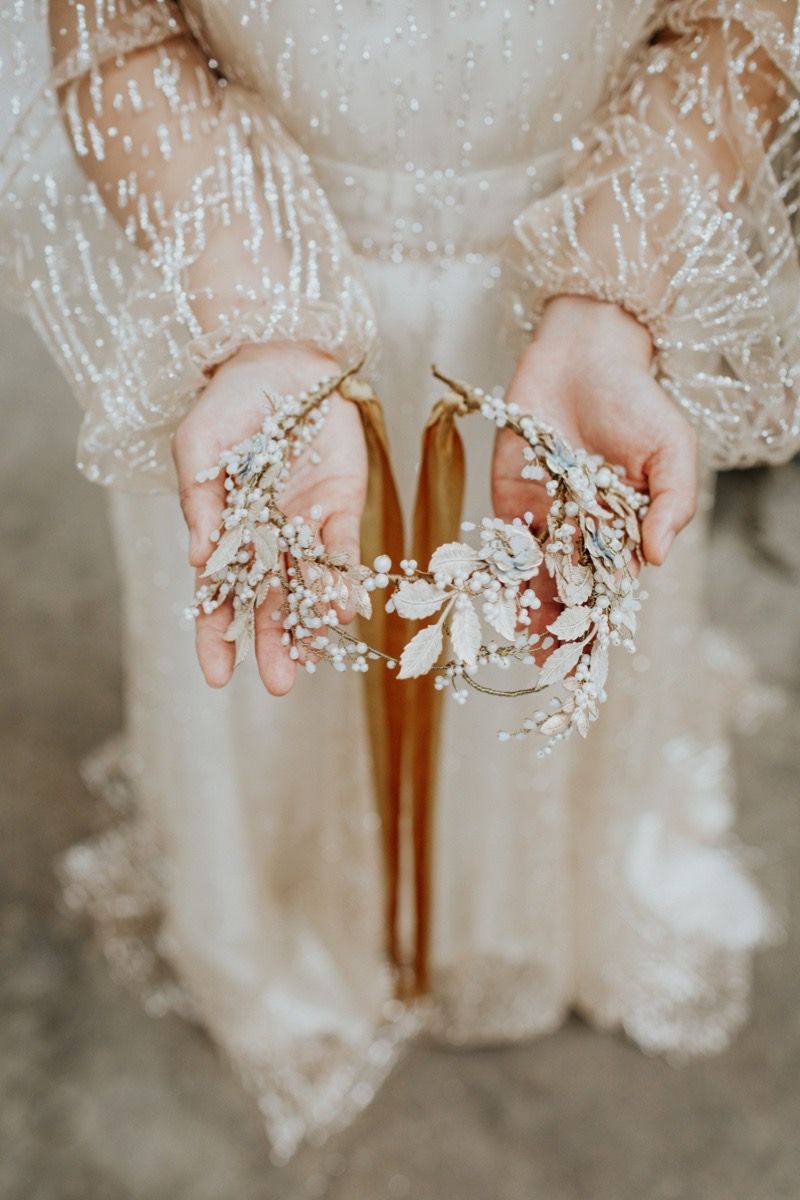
[
  {"x1": 342, "y1": 375, "x2": 467, "y2": 999},
  {"x1": 341, "y1": 378, "x2": 407, "y2": 980},
  {"x1": 406, "y1": 385, "x2": 467, "y2": 996}
]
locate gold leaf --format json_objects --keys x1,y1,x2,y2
[
  {"x1": 394, "y1": 579, "x2": 449, "y2": 619},
  {"x1": 253, "y1": 526, "x2": 279, "y2": 571},
  {"x1": 397, "y1": 621, "x2": 445, "y2": 679},
  {"x1": 428, "y1": 541, "x2": 481, "y2": 580},
  {"x1": 604, "y1": 492, "x2": 627, "y2": 517},
  {"x1": 547, "y1": 605, "x2": 593, "y2": 641},
  {"x1": 450, "y1": 601, "x2": 481, "y2": 667},
  {"x1": 590, "y1": 642, "x2": 608, "y2": 690},
  {"x1": 539, "y1": 710, "x2": 571, "y2": 736},
  {"x1": 223, "y1": 609, "x2": 250, "y2": 643},
  {"x1": 555, "y1": 560, "x2": 592, "y2": 607},
  {"x1": 625, "y1": 513, "x2": 641, "y2": 544},
  {"x1": 574, "y1": 707, "x2": 590, "y2": 737},
  {"x1": 350, "y1": 581, "x2": 372, "y2": 619},
  {"x1": 224, "y1": 609, "x2": 254, "y2": 665},
  {"x1": 536, "y1": 639, "x2": 585, "y2": 688},
  {"x1": 486, "y1": 596, "x2": 517, "y2": 641},
  {"x1": 255, "y1": 576, "x2": 276, "y2": 607},
  {"x1": 203, "y1": 526, "x2": 244, "y2": 578},
  {"x1": 618, "y1": 608, "x2": 637, "y2": 636},
  {"x1": 234, "y1": 628, "x2": 252, "y2": 667}
]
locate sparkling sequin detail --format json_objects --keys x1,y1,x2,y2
[
  {"x1": 0, "y1": 0, "x2": 660, "y2": 488},
  {"x1": 509, "y1": 0, "x2": 800, "y2": 467},
  {"x1": 1, "y1": 1, "x2": 376, "y2": 489},
  {"x1": 0, "y1": 0, "x2": 786, "y2": 1161}
]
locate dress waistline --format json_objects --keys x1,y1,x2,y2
[{"x1": 310, "y1": 149, "x2": 565, "y2": 262}]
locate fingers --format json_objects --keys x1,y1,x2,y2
[
  {"x1": 194, "y1": 580, "x2": 236, "y2": 688},
  {"x1": 641, "y1": 431, "x2": 698, "y2": 565},
  {"x1": 195, "y1": 566, "x2": 297, "y2": 697},
  {"x1": 251, "y1": 510, "x2": 360, "y2": 696},
  {"x1": 254, "y1": 568, "x2": 296, "y2": 696},
  {"x1": 492, "y1": 452, "x2": 552, "y2": 541},
  {"x1": 493, "y1": 478, "x2": 552, "y2": 532},
  {"x1": 321, "y1": 510, "x2": 361, "y2": 623},
  {"x1": 172, "y1": 425, "x2": 225, "y2": 570},
  {"x1": 184, "y1": 483, "x2": 226, "y2": 570}
]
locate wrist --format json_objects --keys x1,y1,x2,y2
[
  {"x1": 209, "y1": 339, "x2": 340, "y2": 392},
  {"x1": 538, "y1": 294, "x2": 654, "y2": 368}
]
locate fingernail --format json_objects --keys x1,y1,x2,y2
[{"x1": 659, "y1": 530, "x2": 675, "y2": 560}]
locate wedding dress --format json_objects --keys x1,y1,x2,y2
[{"x1": 2, "y1": 0, "x2": 799, "y2": 1161}]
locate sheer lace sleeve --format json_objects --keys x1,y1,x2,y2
[
  {"x1": 0, "y1": 1, "x2": 375, "y2": 489},
  {"x1": 509, "y1": 1, "x2": 800, "y2": 468}
]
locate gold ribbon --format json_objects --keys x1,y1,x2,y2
[
  {"x1": 341, "y1": 377, "x2": 406, "y2": 977},
  {"x1": 404, "y1": 387, "x2": 467, "y2": 995},
  {"x1": 341, "y1": 376, "x2": 468, "y2": 998}
]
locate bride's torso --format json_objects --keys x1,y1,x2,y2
[
  {"x1": 178, "y1": 2, "x2": 658, "y2": 256},
  {"x1": 181, "y1": 2, "x2": 656, "y2": 188}
]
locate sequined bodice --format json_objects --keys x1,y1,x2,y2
[
  {"x1": 183, "y1": 1, "x2": 656, "y2": 173},
  {"x1": 3, "y1": 0, "x2": 799, "y2": 492}
]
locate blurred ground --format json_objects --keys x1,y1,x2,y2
[{"x1": 1, "y1": 312, "x2": 798, "y2": 1200}]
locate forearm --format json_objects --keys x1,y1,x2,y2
[
  {"x1": 562, "y1": 8, "x2": 790, "y2": 300},
  {"x1": 509, "y1": 0, "x2": 800, "y2": 467},
  {"x1": 0, "y1": 2, "x2": 373, "y2": 487},
  {"x1": 49, "y1": 3, "x2": 292, "y2": 335}
]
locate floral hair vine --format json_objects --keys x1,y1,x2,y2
[{"x1": 188, "y1": 362, "x2": 649, "y2": 753}]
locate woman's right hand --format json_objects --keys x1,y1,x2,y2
[{"x1": 172, "y1": 341, "x2": 368, "y2": 695}]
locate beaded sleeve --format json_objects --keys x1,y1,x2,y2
[
  {"x1": 0, "y1": 1, "x2": 375, "y2": 490},
  {"x1": 509, "y1": 0, "x2": 800, "y2": 468}
]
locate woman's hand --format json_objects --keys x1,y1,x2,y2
[
  {"x1": 492, "y1": 295, "x2": 698, "y2": 627},
  {"x1": 172, "y1": 341, "x2": 368, "y2": 695},
  {"x1": 494, "y1": 296, "x2": 698, "y2": 557}
]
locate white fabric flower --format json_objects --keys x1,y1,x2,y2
[{"x1": 483, "y1": 523, "x2": 544, "y2": 584}]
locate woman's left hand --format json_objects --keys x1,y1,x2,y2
[
  {"x1": 494, "y1": 293, "x2": 697, "y2": 562},
  {"x1": 492, "y1": 294, "x2": 698, "y2": 627}
]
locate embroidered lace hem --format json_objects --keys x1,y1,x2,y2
[
  {"x1": 57, "y1": 738, "x2": 418, "y2": 1163},
  {"x1": 56, "y1": 631, "x2": 781, "y2": 1149}
]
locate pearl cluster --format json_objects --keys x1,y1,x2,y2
[
  {"x1": 188, "y1": 367, "x2": 649, "y2": 753},
  {"x1": 186, "y1": 367, "x2": 378, "y2": 672}
]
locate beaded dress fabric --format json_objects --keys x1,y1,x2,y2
[{"x1": 1, "y1": 0, "x2": 798, "y2": 1161}]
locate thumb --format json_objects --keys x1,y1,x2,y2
[
  {"x1": 641, "y1": 435, "x2": 698, "y2": 566},
  {"x1": 181, "y1": 481, "x2": 227, "y2": 570},
  {"x1": 172, "y1": 428, "x2": 226, "y2": 569}
]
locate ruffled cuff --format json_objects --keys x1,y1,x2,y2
[
  {"x1": 176, "y1": 89, "x2": 376, "y2": 389},
  {"x1": 50, "y1": 1, "x2": 182, "y2": 90},
  {"x1": 508, "y1": 117, "x2": 800, "y2": 469},
  {"x1": 508, "y1": 0, "x2": 800, "y2": 472},
  {"x1": 71, "y1": 82, "x2": 376, "y2": 487},
  {"x1": 1, "y1": 14, "x2": 376, "y2": 491}
]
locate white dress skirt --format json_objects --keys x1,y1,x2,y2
[
  {"x1": 69, "y1": 243, "x2": 773, "y2": 1159},
  {"x1": 2, "y1": 0, "x2": 790, "y2": 1164}
]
